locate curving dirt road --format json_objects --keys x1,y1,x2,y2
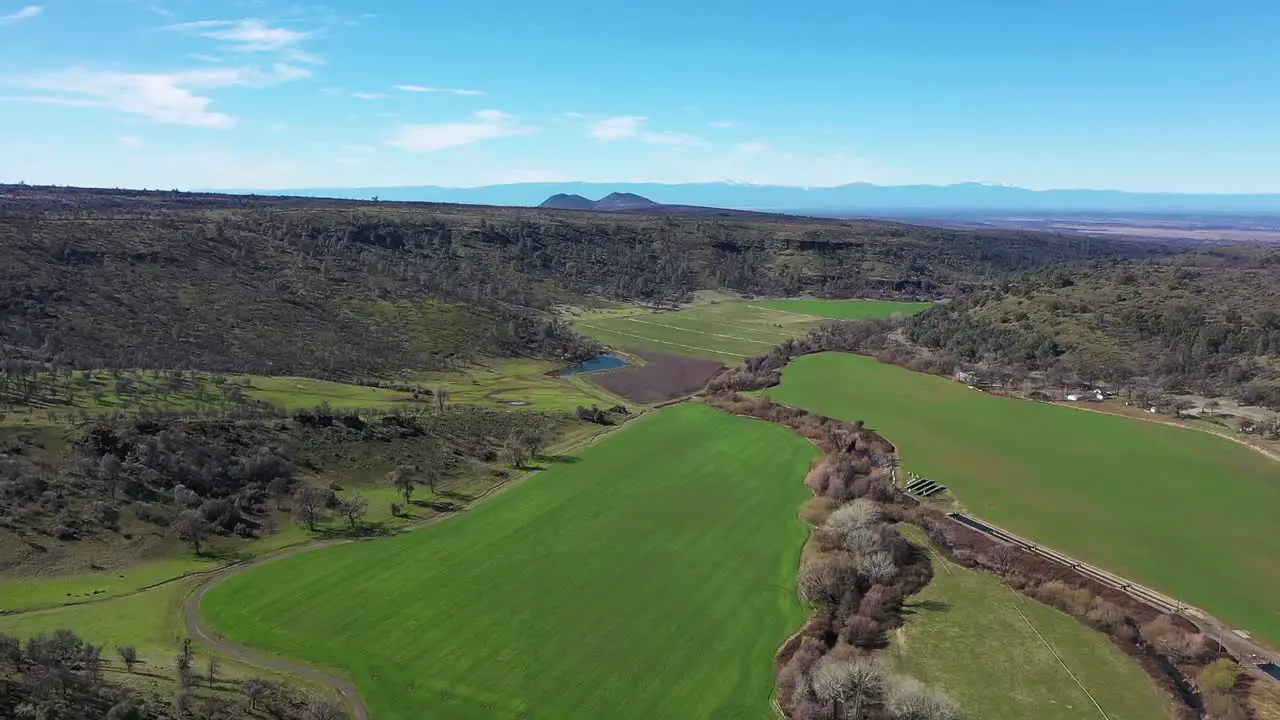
[{"x1": 184, "y1": 546, "x2": 372, "y2": 720}]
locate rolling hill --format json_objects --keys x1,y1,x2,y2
[{"x1": 1, "y1": 184, "x2": 1166, "y2": 380}]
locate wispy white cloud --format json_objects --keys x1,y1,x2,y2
[
  {"x1": 350, "y1": 91, "x2": 388, "y2": 99},
  {"x1": 116, "y1": 135, "x2": 143, "y2": 148},
  {"x1": 560, "y1": 111, "x2": 588, "y2": 119},
  {"x1": 709, "y1": 120, "x2": 739, "y2": 129},
  {"x1": 0, "y1": 4, "x2": 40, "y2": 25},
  {"x1": 588, "y1": 115, "x2": 703, "y2": 146},
  {"x1": 187, "y1": 53, "x2": 223, "y2": 63},
  {"x1": 387, "y1": 110, "x2": 531, "y2": 153},
  {"x1": 166, "y1": 18, "x2": 319, "y2": 63},
  {"x1": 0, "y1": 64, "x2": 310, "y2": 128},
  {"x1": 394, "y1": 84, "x2": 483, "y2": 96},
  {"x1": 589, "y1": 115, "x2": 646, "y2": 141}
]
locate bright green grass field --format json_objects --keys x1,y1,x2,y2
[
  {"x1": 768, "y1": 353, "x2": 1280, "y2": 645},
  {"x1": 891, "y1": 526, "x2": 1172, "y2": 720},
  {"x1": 575, "y1": 299, "x2": 929, "y2": 362},
  {"x1": 203, "y1": 404, "x2": 817, "y2": 720}
]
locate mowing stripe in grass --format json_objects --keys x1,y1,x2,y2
[
  {"x1": 578, "y1": 324, "x2": 744, "y2": 357},
  {"x1": 746, "y1": 304, "x2": 820, "y2": 318},
  {"x1": 203, "y1": 404, "x2": 816, "y2": 719},
  {"x1": 624, "y1": 318, "x2": 776, "y2": 345}
]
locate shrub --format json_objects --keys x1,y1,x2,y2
[
  {"x1": 1197, "y1": 658, "x2": 1242, "y2": 694},
  {"x1": 799, "y1": 556, "x2": 860, "y2": 606},
  {"x1": 800, "y1": 496, "x2": 838, "y2": 527},
  {"x1": 1035, "y1": 580, "x2": 1093, "y2": 617}
]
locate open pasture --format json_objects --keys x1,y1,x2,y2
[
  {"x1": 574, "y1": 298, "x2": 929, "y2": 361},
  {"x1": 768, "y1": 352, "x2": 1280, "y2": 645},
  {"x1": 202, "y1": 404, "x2": 817, "y2": 719},
  {"x1": 889, "y1": 526, "x2": 1172, "y2": 720}
]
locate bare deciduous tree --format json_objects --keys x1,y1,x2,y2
[
  {"x1": 435, "y1": 386, "x2": 451, "y2": 413},
  {"x1": 812, "y1": 655, "x2": 888, "y2": 720},
  {"x1": 389, "y1": 467, "x2": 415, "y2": 504},
  {"x1": 800, "y1": 556, "x2": 860, "y2": 606},
  {"x1": 116, "y1": 645, "x2": 139, "y2": 673},
  {"x1": 990, "y1": 544, "x2": 1019, "y2": 574},
  {"x1": 522, "y1": 427, "x2": 554, "y2": 460},
  {"x1": 170, "y1": 510, "x2": 210, "y2": 555},
  {"x1": 501, "y1": 433, "x2": 529, "y2": 469},
  {"x1": 858, "y1": 551, "x2": 899, "y2": 584},
  {"x1": 338, "y1": 493, "x2": 368, "y2": 530},
  {"x1": 886, "y1": 674, "x2": 960, "y2": 720},
  {"x1": 292, "y1": 485, "x2": 330, "y2": 531}
]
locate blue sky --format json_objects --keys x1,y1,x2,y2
[{"x1": 0, "y1": 0, "x2": 1277, "y2": 191}]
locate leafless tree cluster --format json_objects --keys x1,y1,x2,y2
[
  {"x1": 707, "y1": 392, "x2": 953, "y2": 719},
  {"x1": 0, "y1": 628, "x2": 351, "y2": 719}
]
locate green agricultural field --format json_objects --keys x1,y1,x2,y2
[
  {"x1": 574, "y1": 298, "x2": 929, "y2": 361},
  {"x1": 769, "y1": 352, "x2": 1280, "y2": 645},
  {"x1": 891, "y1": 526, "x2": 1172, "y2": 720},
  {"x1": 749, "y1": 298, "x2": 931, "y2": 319},
  {"x1": 203, "y1": 404, "x2": 817, "y2": 719}
]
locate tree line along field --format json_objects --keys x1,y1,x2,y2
[
  {"x1": 768, "y1": 352, "x2": 1280, "y2": 646},
  {"x1": 889, "y1": 526, "x2": 1172, "y2": 720},
  {"x1": 201, "y1": 404, "x2": 817, "y2": 719},
  {"x1": 573, "y1": 298, "x2": 930, "y2": 362}
]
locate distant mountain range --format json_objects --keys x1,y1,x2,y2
[{"x1": 209, "y1": 181, "x2": 1280, "y2": 214}]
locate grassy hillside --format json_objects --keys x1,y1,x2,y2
[
  {"x1": 907, "y1": 248, "x2": 1280, "y2": 407},
  {"x1": 1, "y1": 184, "x2": 1162, "y2": 381},
  {"x1": 203, "y1": 404, "x2": 817, "y2": 719},
  {"x1": 890, "y1": 526, "x2": 1172, "y2": 720},
  {"x1": 576, "y1": 299, "x2": 930, "y2": 361},
  {"x1": 767, "y1": 352, "x2": 1280, "y2": 645}
]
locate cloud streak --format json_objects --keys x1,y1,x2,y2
[
  {"x1": 0, "y1": 4, "x2": 40, "y2": 25},
  {"x1": 166, "y1": 18, "x2": 319, "y2": 62},
  {"x1": 0, "y1": 64, "x2": 310, "y2": 128},
  {"x1": 588, "y1": 115, "x2": 703, "y2": 146},
  {"x1": 395, "y1": 84, "x2": 483, "y2": 96},
  {"x1": 387, "y1": 110, "x2": 531, "y2": 153}
]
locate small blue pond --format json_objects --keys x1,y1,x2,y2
[{"x1": 551, "y1": 354, "x2": 627, "y2": 376}]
